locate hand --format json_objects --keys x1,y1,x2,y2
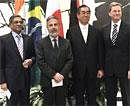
[
  {"x1": 97, "y1": 70, "x2": 104, "y2": 78},
  {"x1": 53, "y1": 73, "x2": 64, "y2": 82},
  {"x1": 128, "y1": 71, "x2": 130, "y2": 79},
  {"x1": 22, "y1": 59, "x2": 32, "y2": 68},
  {"x1": 0, "y1": 83, "x2": 8, "y2": 91}
]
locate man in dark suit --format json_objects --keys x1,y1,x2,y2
[
  {"x1": 66, "y1": 5, "x2": 104, "y2": 106},
  {"x1": 0, "y1": 15, "x2": 35, "y2": 106},
  {"x1": 36, "y1": 16, "x2": 73, "y2": 106},
  {"x1": 101, "y1": 2, "x2": 130, "y2": 106}
]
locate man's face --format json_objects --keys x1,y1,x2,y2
[
  {"x1": 10, "y1": 17, "x2": 24, "y2": 34},
  {"x1": 77, "y1": 7, "x2": 91, "y2": 25},
  {"x1": 47, "y1": 18, "x2": 59, "y2": 38},
  {"x1": 109, "y1": 5, "x2": 122, "y2": 22}
]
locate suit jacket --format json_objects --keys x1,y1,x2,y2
[
  {"x1": 36, "y1": 36, "x2": 73, "y2": 88},
  {"x1": 101, "y1": 21, "x2": 130, "y2": 77},
  {"x1": 0, "y1": 32, "x2": 35, "y2": 91},
  {"x1": 66, "y1": 24, "x2": 103, "y2": 79}
]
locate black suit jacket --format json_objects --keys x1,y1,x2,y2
[
  {"x1": 0, "y1": 32, "x2": 35, "y2": 91},
  {"x1": 66, "y1": 24, "x2": 103, "y2": 79},
  {"x1": 101, "y1": 21, "x2": 130, "y2": 77},
  {"x1": 36, "y1": 36, "x2": 73, "y2": 88}
]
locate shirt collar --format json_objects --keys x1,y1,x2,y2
[
  {"x1": 79, "y1": 22, "x2": 89, "y2": 30},
  {"x1": 12, "y1": 31, "x2": 22, "y2": 38},
  {"x1": 49, "y1": 35, "x2": 59, "y2": 41},
  {"x1": 111, "y1": 20, "x2": 121, "y2": 27}
]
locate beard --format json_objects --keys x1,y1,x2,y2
[{"x1": 49, "y1": 28, "x2": 58, "y2": 37}]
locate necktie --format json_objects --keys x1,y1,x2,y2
[
  {"x1": 53, "y1": 38, "x2": 58, "y2": 49},
  {"x1": 112, "y1": 24, "x2": 118, "y2": 45},
  {"x1": 16, "y1": 35, "x2": 23, "y2": 59}
]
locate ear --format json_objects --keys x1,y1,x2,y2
[
  {"x1": 108, "y1": 12, "x2": 111, "y2": 17},
  {"x1": 77, "y1": 14, "x2": 79, "y2": 19}
]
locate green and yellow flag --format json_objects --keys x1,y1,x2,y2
[{"x1": 28, "y1": 0, "x2": 46, "y2": 85}]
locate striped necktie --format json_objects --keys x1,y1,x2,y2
[
  {"x1": 112, "y1": 24, "x2": 118, "y2": 45},
  {"x1": 16, "y1": 35, "x2": 23, "y2": 59}
]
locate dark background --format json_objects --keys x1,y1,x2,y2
[{"x1": 94, "y1": 0, "x2": 130, "y2": 29}]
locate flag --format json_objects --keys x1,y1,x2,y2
[
  {"x1": 40, "y1": 0, "x2": 47, "y2": 13},
  {"x1": 76, "y1": 0, "x2": 80, "y2": 8},
  {"x1": 46, "y1": 0, "x2": 64, "y2": 37},
  {"x1": 69, "y1": 0, "x2": 80, "y2": 27},
  {"x1": 14, "y1": 0, "x2": 28, "y2": 34},
  {"x1": 15, "y1": 0, "x2": 24, "y2": 15},
  {"x1": 28, "y1": 0, "x2": 46, "y2": 85},
  {"x1": 28, "y1": 0, "x2": 46, "y2": 43},
  {"x1": 14, "y1": 0, "x2": 26, "y2": 18}
]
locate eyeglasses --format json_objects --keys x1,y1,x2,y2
[
  {"x1": 80, "y1": 11, "x2": 91, "y2": 15},
  {"x1": 13, "y1": 21, "x2": 23, "y2": 24}
]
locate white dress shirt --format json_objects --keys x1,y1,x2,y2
[
  {"x1": 49, "y1": 35, "x2": 59, "y2": 48},
  {"x1": 79, "y1": 22, "x2": 89, "y2": 43}
]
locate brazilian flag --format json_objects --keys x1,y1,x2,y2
[
  {"x1": 28, "y1": 0, "x2": 46, "y2": 86},
  {"x1": 28, "y1": 0, "x2": 46, "y2": 43}
]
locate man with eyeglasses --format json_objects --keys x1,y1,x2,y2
[
  {"x1": 0, "y1": 15, "x2": 35, "y2": 106},
  {"x1": 66, "y1": 5, "x2": 104, "y2": 106}
]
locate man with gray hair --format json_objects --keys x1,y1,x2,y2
[{"x1": 36, "y1": 15, "x2": 73, "y2": 105}]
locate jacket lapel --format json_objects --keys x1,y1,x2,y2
[
  {"x1": 76, "y1": 26, "x2": 86, "y2": 44},
  {"x1": 87, "y1": 25, "x2": 93, "y2": 45},
  {"x1": 22, "y1": 34, "x2": 27, "y2": 60},
  {"x1": 115, "y1": 22, "x2": 125, "y2": 44},
  {"x1": 9, "y1": 33, "x2": 23, "y2": 59},
  {"x1": 104, "y1": 23, "x2": 113, "y2": 45},
  {"x1": 58, "y1": 37, "x2": 63, "y2": 52},
  {"x1": 46, "y1": 36, "x2": 54, "y2": 49}
]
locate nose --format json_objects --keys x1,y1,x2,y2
[
  {"x1": 52, "y1": 24, "x2": 56, "y2": 28},
  {"x1": 17, "y1": 22, "x2": 22, "y2": 25},
  {"x1": 52, "y1": 25, "x2": 55, "y2": 28},
  {"x1": 116, "y1": 10, "x2": 121, "y2": 14}
]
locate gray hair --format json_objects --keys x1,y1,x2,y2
[{"x1": 46, "y1": 15, "x2": 59, "y2": 22}]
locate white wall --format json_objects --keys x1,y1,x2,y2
[{"x1": 0, "y1": 0, "x2": 105, "y2": 36}]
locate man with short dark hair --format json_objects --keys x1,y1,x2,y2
[
  {"x1": 0, "y1": 15, "x2": 35, "y2": 106},
  {"x1": 66, "y1": 5, "x2": 104, "y2": 106}
]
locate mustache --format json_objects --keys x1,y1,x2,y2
[{"x1": 51, "y1": 28, "x2": 57, "y2": 33}]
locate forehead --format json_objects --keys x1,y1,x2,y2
[
  {"x1": 80, "y1": 7, "x2": 89, "y2": 11},
  {"x1": 111, "y1": 5, "x2": 121, "y2": 11},
  {"x1": 47, "y1": 18, "x2": 58, "y2": 24},
  {"x1": 13, "y1": 17, "x2": 22, "y2": 21}
]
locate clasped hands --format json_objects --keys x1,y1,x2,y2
[
  {"x1": 53, "y1": 73, "x2": 64, "y2": 82},
  {"x1": 22, "y1": 59, "x2": 32, "y2": 69},
  {"x1": 0, "y1": 83, "x2": 7, "y2": 91}
]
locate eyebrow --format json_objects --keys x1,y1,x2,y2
[{"x1": 13, "y1": 20, "x2": 23, "y2": 24}]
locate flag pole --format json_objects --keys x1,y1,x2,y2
[{"x1": 82, "y1": 0, "x2": 84, "y2": 5}]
